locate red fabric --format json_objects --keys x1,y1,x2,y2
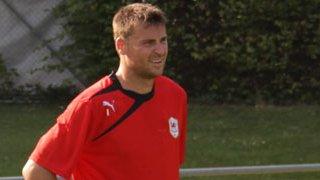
[{"x1": 30, "y1": 75, "x2": 187, "y2": 180}]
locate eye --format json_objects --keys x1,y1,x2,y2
[
  {"x1": 161, "y1": 37, "x2": 167, "y2": 44},
  {"x1": 142, "y1": 40, "x2": 156, "y2": 46}
]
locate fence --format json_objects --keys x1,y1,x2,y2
[
  {"x1": 0, "y1": 0, "x2": 83, "y2": 89},
  {"x1": 1, "y1": 163, "x2": 320, "y2": 179},
  {"x1": 180, "y1": 163, "x2": 320, "y2": 176}
]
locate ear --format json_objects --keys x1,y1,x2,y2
[{"x1": 115, "y1": 37, "x2": 126, "y2": 55}]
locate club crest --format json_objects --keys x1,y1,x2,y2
[{"x1": 168, "y1": 117, "x2": 179, "y2": 138}]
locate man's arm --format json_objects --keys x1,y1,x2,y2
[{"x1": 22, "y1": 159, "x2": 57, "y2": 180}]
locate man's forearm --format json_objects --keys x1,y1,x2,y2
[{"x1": 22, "y1": 160, "x2": 57, "y2": 180}]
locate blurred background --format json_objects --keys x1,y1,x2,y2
[{"x1": 0, "y1": 0, "x2": 320, "y2": 179}]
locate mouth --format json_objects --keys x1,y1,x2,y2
[
  {"x1": 151, "y1": 59, "x2": 163, "y2": 64},
  {"x1": 150, "y1": 55, "x2": 166, "y2": 63},
  {"x1": 149, "y1": 59, "x2": 165, "y2": 71}
]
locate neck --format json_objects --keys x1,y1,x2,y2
[{"x1": 115, "y1": 67, "x2": 155, "y2": 94}]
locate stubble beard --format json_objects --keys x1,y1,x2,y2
[
  {"x1": 139, "y1": 61, "x2": 166, "y2": 80},
  {"x1": 141, "y1": 65, "x2": 165, "y2": 79}
]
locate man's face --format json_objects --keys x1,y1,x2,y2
[{"x1": 123, "y1": 23, "x2": 168, "y2": 79}]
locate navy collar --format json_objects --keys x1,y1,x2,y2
[{"x1": 109, "y1": 72, "x2": 154, "y2": 101}]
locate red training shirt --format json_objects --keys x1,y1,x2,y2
[{"x1": 29, "y1": 73, "x2": 187, "y2": 180}]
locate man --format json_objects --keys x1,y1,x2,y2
[{"x1": 22, "y1": 3, "x2": 187, "y2": 180}]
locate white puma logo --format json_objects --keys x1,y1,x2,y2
[{"x1": 102, "y1": 100, "x2": 115, "y2": 116}]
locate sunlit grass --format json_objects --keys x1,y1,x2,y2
[
  {"x1": 1, "y1": 103, "x2": 320, "y2": 179},
  {"x1": 183, "y1": 105, "x2": 320, "y2": 179}
]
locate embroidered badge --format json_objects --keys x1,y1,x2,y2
[
  {"x1": 168, "y1": 117, "x2": 179, "y2": 138},
  {"x1": 102, "y1": 100, "x2": 115, "y2": 116}
]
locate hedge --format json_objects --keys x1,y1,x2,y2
[
  {"x1": 0, "y1": 54, "x2": 76, "y2": 103},
  {"x1": 48, "y1": 0, "x2": 320, "y2": 104}
]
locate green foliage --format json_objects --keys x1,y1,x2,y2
[
  {"x1": 52, "y1": 1, "x2": 124, "y2": 85},
  {"x1": 213, "y1": 0, "x2": 320, "y2": 104},
  {"x1": 163, "y1": 0, "x2": 320, "y2": 104},
  {"x1": 51, "y1": 0, "x2": 320, "y2": 104},
  {"x1": 0, "y1": 54, "x2": 76, "y2": 103},
  {"x1": 0, "y1": 54, "x2": 11, "y2": 80},
  {"x1": 1, "y1": 84, "x2": 78, "y2": 103},
  {"x1": 0, "y1": 54, "x2": 16, "y2": 97}
]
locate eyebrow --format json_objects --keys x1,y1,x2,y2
[
  {"x1": 141, "y1": 36, "x2": 167, "y2": 43},
  {"x1": 141, "y1": 39, "x2": 156, "y2": 44}
]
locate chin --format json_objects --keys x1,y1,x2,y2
[
  {"x1": 143, "y1": 71, "x2": 163, "y2": 79},
  {"x1": 153, "y1": 69, "x2": 164, "y2": 77}
]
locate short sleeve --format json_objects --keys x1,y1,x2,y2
[{"x1": 30, "y1": 99, "x2": 93, "y2": 179}]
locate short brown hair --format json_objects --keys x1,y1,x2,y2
[{"x1": 112, "y1": 3, "x2": 167, "y2": 40}]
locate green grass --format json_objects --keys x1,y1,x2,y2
[
  {"x1": 0, "y1": 103, "x2": 63, "y2": 176},
  {"x1": 182, "y1": 105, "x2": 320, "y2": 179},
  {"x1": 1, "y1": 103, "x2": 320, "y2": 179}
]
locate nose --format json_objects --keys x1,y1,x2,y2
[{"x1": 154, "y1": 43, "x2": 167, "y2": 56}]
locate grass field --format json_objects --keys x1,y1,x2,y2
[
  {"x1": 0, "y1": 103, "x2": 320, "y2": 179},
  {"x1": 183, "y1": 104, "x2": 320, "y2": 179}
]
